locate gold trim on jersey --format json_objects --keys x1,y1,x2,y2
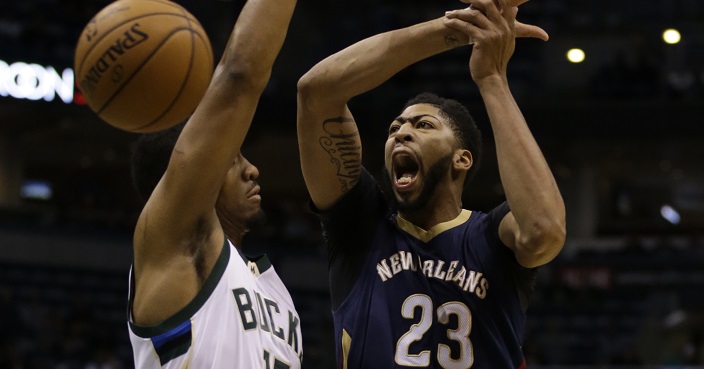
[
  {"x1": 341, "y1": 329, "x2": 351, "y2": 369},
  {"x1": 396, "y1": 210, "x2": 472, "y2": 243},
  {"x1": 248, "y1": 260, "x2": 261, "y2": 277}
]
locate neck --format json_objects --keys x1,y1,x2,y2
[
  {"x1": 221, "y1": 221, "x2": 247, "y2": 250},
  {"x1": 399, "y1": 193, "x2": 463, "y2": 230}
]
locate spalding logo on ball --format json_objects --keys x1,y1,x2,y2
[{"x1": 74, "y1": 0, "x2": 214, "y2": 133}]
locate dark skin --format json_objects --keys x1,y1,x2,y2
[
  {"x1": 297, "y1": 0, "x2": 564, "y2": 269},
  {"x1": 131, "y1": 0, "x2": 297, "y2": 326}
]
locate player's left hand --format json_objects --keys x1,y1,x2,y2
[
  {"x1": 458, "y1": 0, "x2": 527, "y2": 6},
  {"x1": 445, "y1": 0, "x2": 549, "y2": 42},
  {"x1": 443, "y1": 0, "x2": 547, "y2": 83}
]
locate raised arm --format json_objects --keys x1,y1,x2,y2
[
  {"x1": 446, "y1": 0, "x2": 565, "y2": 268},
  {"x1": 296, "y1": 19, "x2": 470, "y2": 210},
  {"x1": 132, "y1": 0, "x2": 296, "y2": 323},
  {"x1": 296, "y1": 2, "x2": 548, "y2": 211}
]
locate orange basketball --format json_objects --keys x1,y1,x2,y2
[{"x1": 74, "y1": 0, "x2": 214, "y2": 132}]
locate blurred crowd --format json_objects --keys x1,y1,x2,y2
[
  {"x1": 2, "y1": 0, "x2": 704, "y2": 103},
  {"x1": 1, "y1": 0, "x2": 704, "y2": 368},
  {"x1": 1, "y1": 208, "x2": 704, "y2": 368}
]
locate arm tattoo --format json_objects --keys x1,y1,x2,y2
[
  {"x1": 319, "y1": 116, "x2": 361, "y2": 193},
  {"x1": 444, "y1": 33, "x2": 462, "y2": 47}
]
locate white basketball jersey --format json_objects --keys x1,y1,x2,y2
[{"x1": 128, "y1": 240, "x2": 302, "y2": 368}]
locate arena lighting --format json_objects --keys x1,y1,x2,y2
[
  {"x1": 0, "y1": 59, "x2": 74, "y2": 104},
  {"x1": 662, "y1": 28, "x2": 681, "y2": 45},
  {"x1": 20, "y1": 179, "x2": 53, "y2": 201},
  {"x1": 660, "y1": 204, "x2": 681, "y2": 225},
  {"x1": 566, "y1": 48, "x2": 585, "y2": 63}
]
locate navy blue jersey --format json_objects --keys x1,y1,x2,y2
[{"x1": 317, "y1": 168, "x2": 536, "y2": 369}]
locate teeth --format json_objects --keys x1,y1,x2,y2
[{"x1": 397, "y1": 175, "x2": 412, "y2": 185}]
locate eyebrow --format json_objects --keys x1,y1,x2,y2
[{"x1": 393, "y1": 114, "x2": 439, "y2": 124}]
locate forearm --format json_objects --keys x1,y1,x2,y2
[
  {"x1": 480, "y1": 78, "x2": 565, "y2": 244},
  {"x1": 170, "y1": 0, "x2": 297, "y2": 210},
  {"x1": 218, "y1": 0, "x2": 297, "y2": 85},
  {"x1": 299, "y1": 17, "x2": 466, "y2": 104}
]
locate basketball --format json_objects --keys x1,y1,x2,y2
[{"x1": 74, "y1": 0, "x2": 214, "y2": 133}]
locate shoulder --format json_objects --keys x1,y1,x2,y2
[{"x1": 315, "y1": 167, "x2": 389, "y2": 220}]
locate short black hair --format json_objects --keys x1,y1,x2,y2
[
  {"x1": 402, "y1": 92, "x2": 483, "y2": 186},
  {"x1": 130, "y1": 122, "x2": 186, "y2": 203}
]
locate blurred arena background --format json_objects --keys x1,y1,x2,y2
[{"x1": 1, "y1": 0, "x2": 704, "y2": 367}]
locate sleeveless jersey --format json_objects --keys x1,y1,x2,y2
[
  {"x1": 128, "y1": 240, "x2": 303, "y2": 368},
  {"x1": 318, "y1": 169, "x2": 536, "y2": 369}
]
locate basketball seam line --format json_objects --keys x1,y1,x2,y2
[
  {"x1": 95, "y1": 27, "x2": 202, "y2": 117},
  {"x1": 144, "y1": 0, "x2": 210, "y2": 32},
  {"x1": 134, "y1": 3, "x2": 197, "y2": 131},
  {"x1": 76, "y1": 12, "x2": 198, "y2": 76},
  {"x1": 143, "y1": 0, "x2": 187, "y2": 11}
]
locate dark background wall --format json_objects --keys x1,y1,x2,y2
[{"x1": 1, "y1": 0, "x2": 704, "y2": 368}]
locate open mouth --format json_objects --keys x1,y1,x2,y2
[{"x1": 392, "y1": 153, "x2": 420, "y2": 190}]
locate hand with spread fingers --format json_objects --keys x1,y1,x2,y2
[
  {"x1": 443, "y1": 0, "x2": 547, "y2": 83},
  {"x1": 297, "y1": 0, "x2": 565, "y2": 366},
  {"x1": 454, "y1": 0, "x2": 549, "y2": 41}
]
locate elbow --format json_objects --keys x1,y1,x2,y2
[
  {"x1": 517, "y1": 218, "x2": 566, "y2": 268},
  {"x1": 214, "y1": 58, "x2": 271, "y2": 94},
  {"x1": 297, "y1": 68, "x2": 346, "y2": 109},
  {"x1": 297, "y1": 70, "x2": 325, "y2": 104}
]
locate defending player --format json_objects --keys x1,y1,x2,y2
[
  {"x1": 296, "y1": 0, "x2": 565, "y2": 368},
  {"x1": 126, "y1": 0, "x2": 301, "y2": 367}
]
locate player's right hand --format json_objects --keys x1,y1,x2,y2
[
  {"x1": 453, "y1": 0, "x2": 549, "y2": 41},
  {"x1": 458, "y1": 0, "x2": 528, "y2": 6}
]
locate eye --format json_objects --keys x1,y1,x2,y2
[
  {"x1": 416, "y1": 120, "x2": 433, "y2": 129},
  {"x1": 388, "y1": 124, "x2": 400, "y2": 135}
]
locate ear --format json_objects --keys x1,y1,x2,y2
[{"x1": 453, "y1": 149, "x2": 473, "y2": 173}]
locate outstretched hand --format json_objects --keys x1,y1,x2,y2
[
  {"x1": 515, "y1": 21, "x2": 549, "y2": 41},
  {"x1": 443, "y1": 0, "x2": 547, "y2": 83},
  {"x1": 449, "y1": 0, "x2": 549, "y2": 41}
]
